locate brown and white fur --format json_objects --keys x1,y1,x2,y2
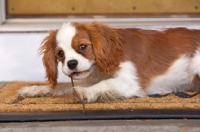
[{"x1": 18, "y1": 22, "x2": 200, "y2": 103}]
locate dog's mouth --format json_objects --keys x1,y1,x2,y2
[
  {"x1": 70, "y1": 67, "x2": 93, "y2": 80},
  {"x1": 71, "y1": 69, "x2": 90, "y2": 76}
]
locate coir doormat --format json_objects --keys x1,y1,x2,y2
[{"x1": 0, "y1": 81, "x2": 200, "y2": 112}]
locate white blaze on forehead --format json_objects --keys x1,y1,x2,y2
[
  {"x1": 56, "y1": 22, "x2": 77, "y2": 60},
  {"x1": 56, "y1": 22, "x2": 76, "y2": 47}
]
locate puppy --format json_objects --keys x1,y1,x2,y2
[{"x1": 18, "y1": 22, "x2": 200, "y2": 103}]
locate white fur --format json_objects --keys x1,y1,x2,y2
[
  {"x1": 56, "y1": 23, "x2": 76, "y2": 46},
  {"x1": 146, "y1": 56, "x2": 191, "y2": 94},
  {"x1": 56, "y1": 22, "x2": 94, "y2": 79},
  {"x1": 18, "y1": 85, "x2": 52, "y2": 98},
  {"x1": 18, "y1": 83, "x2": 73, "y2": 98},
  {"x1": 146, "y1": 50, "x2": 200, "y2": 95},
  {"x1": 74, "y1": 61, "x2": 145, "y2": 102}
]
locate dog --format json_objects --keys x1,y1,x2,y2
[{"x1": 18, "y1": 22, "x2": 200, "y2": 103}]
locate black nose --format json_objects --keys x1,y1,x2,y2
[{"x1": 67, "y1": 59, "x2": 78, "y2": 70}]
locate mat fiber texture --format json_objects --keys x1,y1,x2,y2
[{"x1": 0, "y1": 81, "x2": 200, "y2": 112}]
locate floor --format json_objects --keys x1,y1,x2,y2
[{"x1": 0, "y1": 120, "x2": 200, "y2": 132}]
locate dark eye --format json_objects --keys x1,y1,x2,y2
[
  {"x1": 58, "y1": 50, "x2": 64, "y2": 58},
  {"x1": 79, "y1": 44, "x2": 87, "y2": 52}
]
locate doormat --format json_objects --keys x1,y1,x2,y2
[{"x1": 0, "y1": 81, "x2": 200, "y2": 112}]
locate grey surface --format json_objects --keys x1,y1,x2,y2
[
  {"x1": 0, "y1": 82, "x2": 8, "y2": 87},
  {"x1": 0, "y1": 120, "x2": 200, "y2": 132}
]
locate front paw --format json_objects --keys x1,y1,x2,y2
[
  {"x1": 73, "y1": 87, "x2": 98, "y2": 103},
  {"x1": 18, "y1": 85, "x2": 51, "y2": 98}
]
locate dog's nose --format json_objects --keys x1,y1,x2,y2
[{"x1": 67, "y1": 59, "x2": 78, "y2": 70}]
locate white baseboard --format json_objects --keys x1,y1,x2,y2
[{"x1": 1, "y1": 17, "x2": 200, "y2": 32}]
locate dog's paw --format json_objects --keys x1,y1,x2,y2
[
  {"x1": 18, "y1": 85, "x2": 52, "y2": 98},
  {"x1": 73, "y1": 87, "x2": 98, "y2": 103}
]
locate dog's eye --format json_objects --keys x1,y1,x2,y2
[
  {"x1": 79, "y1": 44, "x2": 87, "y2": 52},
  {"x1": 58, "y1": 50, "x2": 64, "y2": 58}
]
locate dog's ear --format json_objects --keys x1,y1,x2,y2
[
  {"x1": 84, "y1": 22, "x2": 123, "y2": 75},
  {"x1": 39, "y1": 30, "x2": 58, "y2": 88}
]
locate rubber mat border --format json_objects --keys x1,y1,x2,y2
[{"x1": 0, "y1": 109, "x2": 199, "y2": 122}]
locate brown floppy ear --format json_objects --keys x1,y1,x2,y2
[
  {"x1": 39, "y1": 30, "x2": 58, "y2": 88},
  {"x1": 83, "y1": 22, "x2": 123, "y2": 75}
]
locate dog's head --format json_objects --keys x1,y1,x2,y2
[{"x1": 40, "y1": 22, "x2": 123, "y2": 87}]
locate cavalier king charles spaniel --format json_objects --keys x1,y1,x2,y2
[{"x1": 18, "y1": 22, "x2": 200, "y2": 102}]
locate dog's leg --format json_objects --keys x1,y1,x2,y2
[
  {"x1": 18, "y1": 83, "x2": 73, "y2": 98},
  {"x1": 74, "y1": 78, "x2": 146, "y2": 103},
  {"x1": 74, "y1": 62, "x2": 146, "y2": 103}
]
